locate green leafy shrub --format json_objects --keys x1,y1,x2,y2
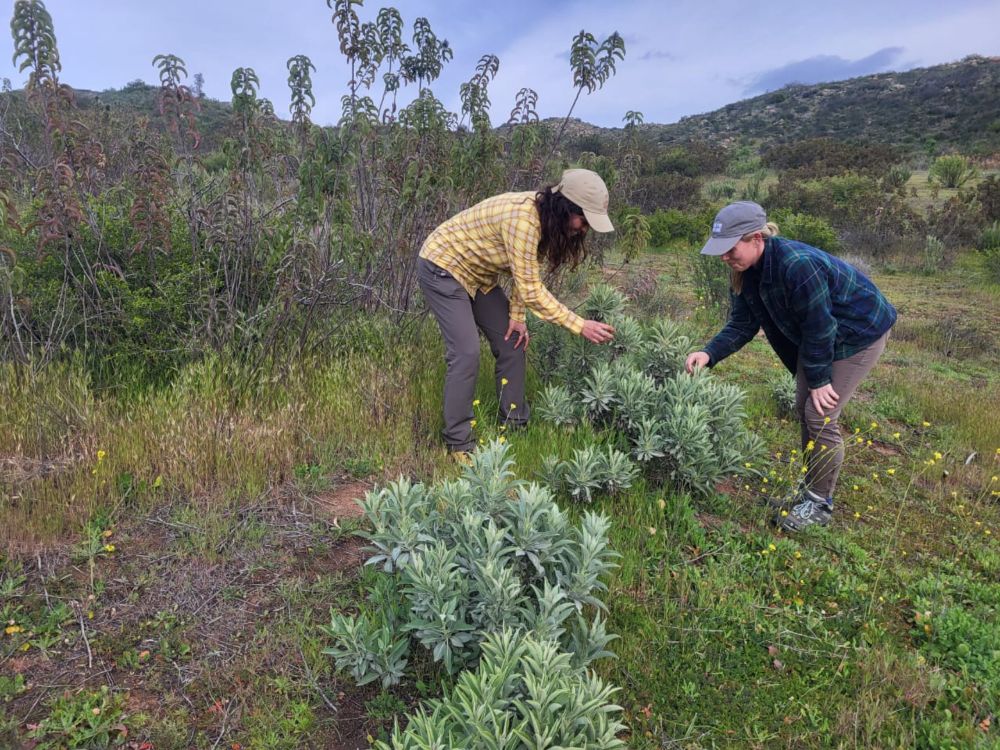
[
  {"x1": 692, "y1": 253, "x2": 732, "y2": 316},
  {"x1": 978, "y1": 221, "x2": 1000, "y2": 251},
  {"x1": 770, "y1": 210, "x2": 840, "y2": 253},
  {"x1": 705, "y1": 180, "x2": 737, "y2": 201},
  {"x1": 647, "y1": 208, "x2": 705, "y2": 248},
  {"x1": 374, "y1": 628, "x2": 625, "y2": 750},
  {"x1": 977, "y1": 221, "x2": 1000, "y2": 281},
  {"x1": 324, "y1": 442, "x2": 619, "y2": 683},
  {"x1": 929, "y1": 154, "x2": 978, "y2": 188}
]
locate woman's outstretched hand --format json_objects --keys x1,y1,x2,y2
[
  {"x1": 581, "y1": 320, "x2": 616, "y2": 344},
  {"x1": 685, "y1": 351, "x2": 710, "y2": 374}
]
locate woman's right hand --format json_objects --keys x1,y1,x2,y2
[
  {"x1": 581, "y1": 319, "x2": 616, "y2": 344},
  {"x1": 685, "y1": 351, "x2": 711, "y2": 374}
]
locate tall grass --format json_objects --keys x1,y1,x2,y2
[{"x1": 1, "y1": 333, "x2": 447, "y2": 552}]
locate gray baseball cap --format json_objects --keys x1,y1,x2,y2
[{"x1": 700, "y1": 201, "x2": 767, "y2": 255}]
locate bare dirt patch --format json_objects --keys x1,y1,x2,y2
[
  {"x1": 311, "y1": 481, "x2": 371, "y2": 521},
  {"x1": 4, "y1": 492, "x2": 376, "y2": 748}
]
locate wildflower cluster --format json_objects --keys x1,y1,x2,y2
[{"x1": 468, "y1": 378, "x2": 518, "y2": 447}]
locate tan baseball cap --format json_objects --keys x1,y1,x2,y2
[{"x1": 553, "y1": 168, "x2": 614, "y2": 233}]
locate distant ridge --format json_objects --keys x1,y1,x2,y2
[
  {"x1": 30, "y1": 55, "x2": 1000, "y2": 155},
  {"x1": 549, "y1": 55, "x2": 1000, "y2": 154}
]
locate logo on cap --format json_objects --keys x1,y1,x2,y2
[{"x1": 712, "y1": 221, "x2": 723, "y2": 234}]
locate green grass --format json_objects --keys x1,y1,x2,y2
[{"x1": 3, "y1": 247, "x2": 999, "y2": 747}]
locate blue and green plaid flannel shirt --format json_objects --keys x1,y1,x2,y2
[{"x1": 703, "y1": 237, "x2": 897, "y2": 388}]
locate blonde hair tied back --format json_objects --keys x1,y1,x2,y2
[{"x1": 731, "y1": 222, "x2": 779, "y2": 293}]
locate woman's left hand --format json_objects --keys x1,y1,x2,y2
[
  {"x1": 505, "y1": 320, "x2": 530, "y2": 350},
  {"x1": 809, "y1": 383, "x2": 839, "y2": 416}
]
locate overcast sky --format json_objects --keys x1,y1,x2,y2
[{"x1": 3, "y1": 0, "x2": 999, "y2": 128}]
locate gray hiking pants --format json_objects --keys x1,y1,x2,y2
[
  {"x1": 417, "y1": 258, "x2": 528, "y2": 452},
  {"x1": 795, "y1": 330, "x2": 890, "y2": 500}
]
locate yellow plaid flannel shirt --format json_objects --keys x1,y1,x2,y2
[{"x1": 419, "y1": 192, "x2": 585, "y2": 334}]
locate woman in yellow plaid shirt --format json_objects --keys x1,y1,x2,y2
[{"x1": 418, "y1": 168, "x2": 617, "y2": 459}]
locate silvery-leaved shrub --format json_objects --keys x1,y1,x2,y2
[
  {"x1": 771, "y1": 372, "x2": 797, "y2": 418},
  {"x1": 540, "y1": 445, "x2": 639, "y2": 503},
  {"x1": 531, "y1": 285, "x2": 764, "y2": 496},
  {"x1": 373, "y1": 628, "x2": 626, "y2": 750},
  {"x1": 324, "y1": 441, "x2": 619, "y2": 685}
]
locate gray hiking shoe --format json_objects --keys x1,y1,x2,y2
[{"x1": 775, "y1": 498, "x2": 832, "y2": 532}]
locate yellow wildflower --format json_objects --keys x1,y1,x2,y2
[
  {"x1": 870, "y1": 421, "x2": 878, "y2": 429},
  {"x1": 823, "y1": 416, "x2": 831, "y2": 424},
  {"x1": 854, "y1": 512, "x2": 861, "y2": 519},
  {"x1": 5, "y1": 625, "x2": 22, "y2": 635},
  {"x1": 509, "y1": 403, "x2": 517, "y2": 410},
  {"x1": 922, "y1": 421, "x2": 931, "y2": 427},
  {"x1": 501, "y1": 378, "x2": 509, "y2": 386},
  {"x1": 934, "y1": 451, "x2": 943, "y2": 460},
  {"x1": 892, "y1": 432, "x2": 901, "y2": 439},
  {"x1": 102, "y1": 529, "x2": 113, "y2": 538},
  {"x1": 470, "y1": 419, "x2": 477, "y2": 428},
  {"x1": 852, "y1": 485, "x2": 860, "y2": 491},
  {"x1": 806, "y1": 440, "x2": 815, "y2": 451},
  {"x1": 473, "y1": 399, "x2": 480, "y2": 406},
  {"x1": 648, "y1": 527, "x2": 657, "y2": 536},
  {"x1": 768, "y1": 543, "x2": 776, "y2": 552},
  {"x1": 498, "y1": 436, "x2": 506, "y2": 444},
  {"x1": 658, "y1": 498, "x2": 666, "y2": 510},
  {"x1": 886, "y1": 469, "x2": 896, "y2": 476},
  {"x1": 104, "y1": 544, "x2": 115, "y2": 553}
]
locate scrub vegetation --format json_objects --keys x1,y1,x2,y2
[{"x1": 2, "y1": 1, "x2": 999, "y2": 748}]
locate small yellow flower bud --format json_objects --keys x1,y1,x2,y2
[{"x1": 501, "y1": 378, "x2": 508, "y2": 386}]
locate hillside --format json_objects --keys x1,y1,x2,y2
[
  {"x1": 22, "y1": 55, "x2": 999, "y2": 157},
  {"x1": 648, "y1": 55, "x2": 1000, "y2": 152}
]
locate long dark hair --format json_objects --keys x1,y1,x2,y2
[{"x1": 534, "y1": 186, "x2": 588, "y2": 272}]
